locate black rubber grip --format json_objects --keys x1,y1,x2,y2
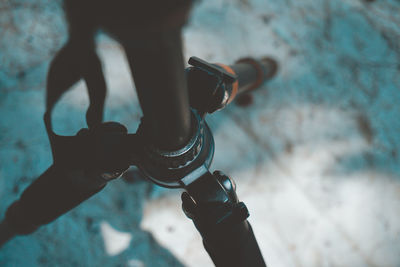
[
  {"x1": 5, "y1": 165, "x2": 107, "y2": 235},
  {"x1": 202, "y1": 221, "x2": 267, "y2": 267}
]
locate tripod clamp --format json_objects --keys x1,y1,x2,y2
[
  {"x1": 136, "y1": 109, "x2": 214, "y2": 188},
  {"x1": 182, "y1": 171, "x2": 248, "y2": 230},
  {"x1": 187, "y1": 56, "x2": 239, "y2": 116}
]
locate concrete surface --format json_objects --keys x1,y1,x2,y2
[{"x1": 1, "y1": 0, "x2": 400, "y2": 266}]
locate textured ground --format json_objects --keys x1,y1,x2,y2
[{"x1": 1, "y1": 0, "x2": 400, "y2": 266}]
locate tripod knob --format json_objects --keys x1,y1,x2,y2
[{"x1": 214, "y1": 171, "x2": 238, "y2": 203}]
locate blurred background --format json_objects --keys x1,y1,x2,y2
[{"x1": 1, "y1": 0, "x2": 400, "y2": 266}]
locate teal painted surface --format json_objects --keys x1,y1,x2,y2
[{"x1": 1, "y1": 0, "x2": 400, "y2": 266}]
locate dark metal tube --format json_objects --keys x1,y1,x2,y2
[
  {"x1": 2, "y1": 165, "x2": 108, "y2": 241},
  {"x1": 231, "y1": 62, "x2": 258, "y2": 93},
  {"x1": 231, "y1": 57, "x2": 278, "y2": 95},
  {"x1": 122, "y1": 28, "x2": 192, "y2": 151},
  {"x1": 203, "y1": 221, "x2": 266, "y2": 267},
  {"x1": 0, "y1": 220, "x2": 16, "y2": 247}
]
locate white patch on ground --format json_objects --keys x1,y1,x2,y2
[
  {"x1": 127, "y1": 259, "x2": 145, "y2": 267},
  {"x1": 100, "y1": 221, "x2": 133, "y2": 256},
  {"x1": 1, "y1": 0, "x2": 400, "y2": 266}
]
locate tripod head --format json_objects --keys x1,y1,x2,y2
[{"x1": 42, "y1": 55, "x2": 275, "y2": 189}]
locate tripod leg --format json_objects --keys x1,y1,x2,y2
[
  {"x1": 0, "y1": 165, "x2": 108, "y2": 246},
  {"x1": 0, "y1": 122, "x2": 132, "y2": 247},
  {"x1": 202, "y1": 221, "x2": 266, "y2": 267},
  {"x1": 182, "y1": 171, "x2": 266, "y2": 267},
  {"x1": 0, "y1": 220, "x2": 15, "y2": 247}
]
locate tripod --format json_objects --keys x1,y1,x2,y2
[{"x1": 0, "y1": 1, "x2": 277, "y2": 266}]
